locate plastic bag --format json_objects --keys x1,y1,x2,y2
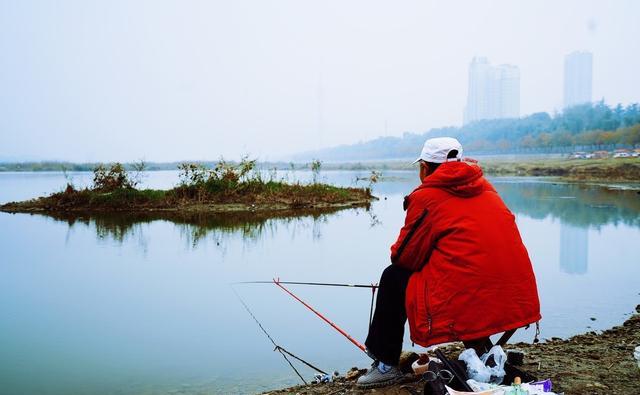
[
  {"x1": 459, "y1": 348, "x2": 491, "y2": 383},
  {"x1": 634, "y1": 346, "x2": 640, "y2": 370},
  {"x1": 458, "y1": 346, "x2": 507, "y2": 384},
  {"x1": 312, "y1": 373, "x2": 332, "y2": 383},
  {"x1": 530, "y1": 379, "x2": 552, "y2": 392},
  {"x1": 480, "y1": 345, "x2": 507, "y2": 384},
  {"x1": 520, "y1": 383, "x2": 558, "y2": 395}
]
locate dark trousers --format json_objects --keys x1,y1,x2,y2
[
  {"x1": 365, "y1": 265, "x2": 493, "y2": 366},
  {"x1": 365, "y1": 264, "x2": 412, "y2": 365}
]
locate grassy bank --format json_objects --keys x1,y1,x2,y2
[
  {"x1": 320, "y1": 157, "x2": 640, "y2": 181},
  {"x1": 0, "y1": 160, "x2": 375, "y2": 214},
  {"x1": 481, "y1": 157, "x2": 640, "y2": 181},
  {"x1": 265, "y1": 304, "x2": 640, "y2": 395}
]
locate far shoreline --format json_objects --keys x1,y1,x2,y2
[{"x1": 1, "y1": 157, "x2": 639, "y2": 182}]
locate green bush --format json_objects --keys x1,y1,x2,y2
[
  {"x1": 33, "y1": 157, "x2": 372, "y2": 210},
  {"x1": 92, "y1": 162, "x2": 146, "y2": 192}
]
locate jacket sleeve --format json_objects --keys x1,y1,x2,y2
[{"x1": 390, "y1": 194, "x2": 437, "y2": 271}]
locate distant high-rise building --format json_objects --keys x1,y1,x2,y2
[
  {"x1": 495, "y1": 65, "x2": 520, "y2": 119},
  {"x1": 563, "y1": 51, "x2": 593, "y2": 108},
  {"x1": 464, "y1": 57, "x2": 493, "y2": 124},
  {"x1": 464, "y1": 57, "x2": 520, "y2": 124}
]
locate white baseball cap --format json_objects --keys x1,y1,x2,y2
[{"x1": 413, "y1": 137, "x2": 463, "y2": 164}]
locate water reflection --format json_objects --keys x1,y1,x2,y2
[
  {"x1": 495, "y1": 180, "x2": 640, "y2": 228},
  {"x1": 24, "y1": 178, "x2": 639, "y2": 252},
  {"x1": 31, "y1": 206, "x2": 371, "y2": 247},
  {"x1": 559, "y1": 223, "x2": 588, "y2": 274},
  {"x1": 494, "y1": 180, "x2": 640, "y2": 276}
]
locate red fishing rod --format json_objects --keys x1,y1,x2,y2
[{"x1": 273, "y1": 278, "x2": 368, "y2": 353}]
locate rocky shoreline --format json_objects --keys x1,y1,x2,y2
[{"x1": 263, "y1": 305, "x2": 640, "y2": 395}]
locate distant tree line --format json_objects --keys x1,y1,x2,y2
[
  {"x1": 0, "y1": 161, "x2": 177, "y2": 172},
  {"x1": 296, "y1": 102, "x2": 640, "y2": 160},
  {"x1": 443, "y1": 101, "x2": 640, "y2": 152},
  {"x1": 0, "y1": 160, "x2": 311, "y2": 172}
]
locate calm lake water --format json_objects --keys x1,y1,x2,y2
[{"x1": 1, "y1": 170, "x2": 639, "y2": 395}]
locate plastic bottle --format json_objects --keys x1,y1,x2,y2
[
  {"x1": 505, "y1": 377, "x2": 529, "y2": 395},
  {"x1": 411, "y1": 353, "x2": 430, "y2": 375}
]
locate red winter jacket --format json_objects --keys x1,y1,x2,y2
[{"x1": 391, "y1": 161, "x2": 541, "y2": 347}]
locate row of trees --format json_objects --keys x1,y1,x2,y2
[
  {"x1": 465, "y1": 123, "x2": 640, "y2": 151},
  {"x1": 302, "y1": 102, "x2": 640, "y2": 160},
  {"x1": 449, "y1": 101, "x2": 640, "y2": 141},
  {"x1": 438, "y1": 101, "x2": 640, "y2": 147}
]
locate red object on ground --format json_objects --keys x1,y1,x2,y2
[
  {"x1": 390, "y1": 161, "x2": 541, "y2": 347},
  {"x1": 273, "y1": 278, "x2": 367, "y2": 352}
]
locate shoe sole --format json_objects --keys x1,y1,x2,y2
[{"x1": 356, "y1": 374, "x2": 407, "y2": 389}]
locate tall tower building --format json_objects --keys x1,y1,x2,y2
[
  {"x1": 563, "y1": 51, "x2": 593, "y2": 108},
  {"x1": 464, "y1": 57, "x2": 493, "y2": 124},
  {"x1": 495, "y1": 65, "x2": 520, "y2": 119},
  {"x1": 464, "y1": 57, "x2": 520, "y2": 124}
]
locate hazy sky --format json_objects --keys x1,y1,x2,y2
[{"x1": 1, "y1": 0, "x2": 639, "y2": 162}]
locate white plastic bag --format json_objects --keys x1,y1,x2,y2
[
  {"x1": 635, "y1": 345, "x2": 640, "y2": 370},
  {"x1": 480, "y1": 345, "x2": 507, "y2": 384},
  {"x1": 458, "y1": 346, "x2": 507, "y2": 384},
  {"x1": 459, "y1": 348, "x2": 491, "y2": 383}
]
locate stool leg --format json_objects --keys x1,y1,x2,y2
[{"x1": 463, "y1": 337, "x2": 493, "y2": 356}]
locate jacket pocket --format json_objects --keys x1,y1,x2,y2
[
  {"x1": 406, "y1": 277, "x2": 420, "y2": 340},
  {"x1": 424, "y1": 277, "x2": 433, "y2": 335},
  {"x1": 407, "y1": 271, "x2": 432, "y2": 342},
  {"x1": 392, "y1": 208, "x2": 429, "y2": 264}
]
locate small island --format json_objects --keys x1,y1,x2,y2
[{"x1": 0, "y1": 159, "x2": 375, "y2": 215}]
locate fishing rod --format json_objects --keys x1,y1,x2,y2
[
  {"x1": 231, "y1": 286, "x2": 327, "y2": 384},
  {"x1": 234, "y1": 280, "x2": 378, "y2": 289},
  {"x1": 234, "y1": 278, "x2": 377, "y2": 356},
  {"x1": 273, "y1": 278, "x2": 369, "y2": 354},
  {"x1": 235, "y1": 279, "x2": 379, "y2": 326}
]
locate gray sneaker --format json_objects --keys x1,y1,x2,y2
[{"x1": 356, "y1": 361, "x2": 404, "y2": 389}]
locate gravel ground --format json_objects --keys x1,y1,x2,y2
[{"x1": 263, "y1": 305, "x2": 640, "y2": 395}]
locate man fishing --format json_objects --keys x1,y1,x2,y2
[{"x1": 357, "y1": 137, "x2": 541, "y2": 388}]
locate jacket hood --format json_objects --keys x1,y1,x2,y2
[{"x1": 418, "y1": 161, "x2": 487, "y2": 197}]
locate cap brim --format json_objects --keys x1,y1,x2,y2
[{"x1": 412, "y1": 157, "x2": 422, "y2": 164}]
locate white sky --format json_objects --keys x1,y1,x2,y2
[{"x1": 1, "y1": 0, "x2": 639, "y2": 162}]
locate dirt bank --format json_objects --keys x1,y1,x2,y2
[
  {"x1": 319, "y1": 157, "x2": 640, "y2": 182},
  {"x1": 481, "y1": 158, "x2": 640, "y2": 181},
  {"x1": 0, "y1": 198, "x2": 372, "y2": 215},
  {"x1": 264, "y1": 305, "x2": 640, "y2": 395}
]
